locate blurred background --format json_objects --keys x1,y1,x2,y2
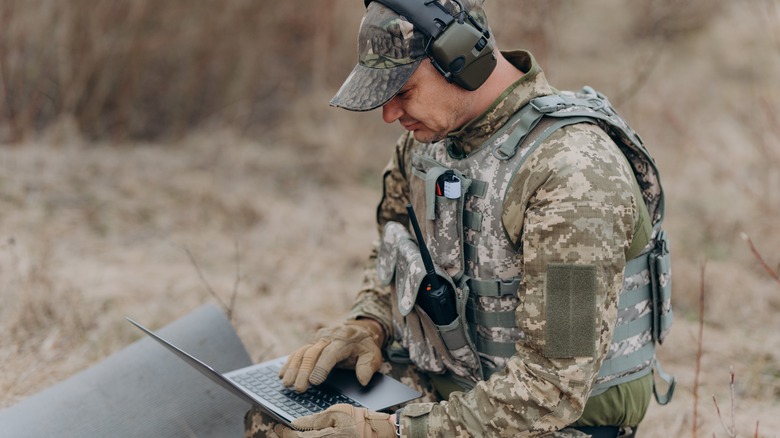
[{"x1": 1, "y1": 0, "x2": 779, "y2": 435}]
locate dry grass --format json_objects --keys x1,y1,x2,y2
[
  {"x1": 2, "y1": 0, "x2": 780, "y2": 435},
  {"x1": 0, "y1": 1, "x2": 362, "y2": 141}
]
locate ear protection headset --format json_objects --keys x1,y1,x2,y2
[{"x1": 365, "y1": 0, "x2": 496, "y2": 91}]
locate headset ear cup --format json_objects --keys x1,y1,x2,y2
[
  {"x1": 429, "y1": 20, "x2": 496, "y2": 91},
  {"x1": 456, "y1": 49, "x2": 496, "y2": 91},
  {"x1": 372, "y1": 0, "x2": 496, "y2": 90}
]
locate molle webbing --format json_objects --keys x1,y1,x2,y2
[
  {"x1": 463, "y1": 276, "x2": 522, "y2": 362},
  {"x1": 596, "y1": 253, "x2": 655, "y2": 385},
  {"x1": 467, "y1": 277, "x2": 521, "y2": 297},
  {"x1": 591, "y1": 229, "x2": 674, "y2": 402},
  {"x1": 461, "y1": 176, "x2": 487, "y2": 266}
]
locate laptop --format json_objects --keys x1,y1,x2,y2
[{"x1": 127, "y1": 318, "x2": 422, "y2": 427}]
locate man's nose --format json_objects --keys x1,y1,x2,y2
[{"x1": 382, "y1": 97, "x2": 402, "y2": 124}]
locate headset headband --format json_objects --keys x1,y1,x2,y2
[{"x1": 364, "y1": 0, "x2": 457, "y2": 40}]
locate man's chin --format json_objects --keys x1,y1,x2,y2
[{"x1": 412, "y1": 130, "x2": 445, "y2": 144}]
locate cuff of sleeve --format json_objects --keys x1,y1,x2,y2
[
  {"x1": 398, "y1": 403, "x2": 435, "y2": 438},
  {"x1": 348, "y1": 312, "x2": 391, "y2": 348}
]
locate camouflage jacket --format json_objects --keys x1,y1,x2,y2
[{"x1": 350, "y1": 51, "x2": 639, "y2": 437}]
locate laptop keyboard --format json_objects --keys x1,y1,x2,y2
[{"x1": 230, "y1": 364, "x2": 362, "y2": 418}]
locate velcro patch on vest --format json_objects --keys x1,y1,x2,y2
[{"x1": 544, "y1": 264, "x2": 597, "y2": 358}]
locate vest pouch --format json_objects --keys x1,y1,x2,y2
[
  {"x1": 434, "y1": 308, "x2": 481, "y2": 379},
  {"x1": 413, "y1": 297, "x2": 481, "y2": 380},
  {"x1": 649, "y1": 231, "x2": 673, "y2": 344},
  {"x1": 378, "y1": 222, "x2": 447, "y2": 373},
  {"x1": 410, "y1": 154, "x2": 471, "y2": 276},
  {"x1": 377, "y1": 221, "x2": 481, "y2": 380}
]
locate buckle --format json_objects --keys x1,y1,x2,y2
[
  {"x1": 496, "y1": 278, "x2": 520, "y2": 297},
  {"x1": 530, "y1": 95, "x2": 572, "y2": 114}
]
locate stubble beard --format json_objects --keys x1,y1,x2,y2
[
  {"x1": 413, "y1": 130, "x2": 446, "y2": 144},
  {"x1": 410, "y1": 88, "x2": 474, "y2": 144},
  {"x1": 422, "y1": 93, "x2": 473, "y2": 144}
]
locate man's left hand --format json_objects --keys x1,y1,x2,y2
[{"x1": 273, "y1": 404, "x2": 395, "y2": 438}]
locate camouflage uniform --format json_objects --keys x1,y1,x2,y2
[
  {"x1": 349, "y1": 51, "x2": 640, "y2": 437},
  {"x1": 247, "y1": 1, "x2": 653, "y2": 436}
]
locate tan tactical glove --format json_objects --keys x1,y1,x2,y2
[
  {"x1": 279, "y1": 319, "x2": 384, "y2": 393},
  {"x1": 273, "y1": 404, "x2": 395, "y2": 438}
]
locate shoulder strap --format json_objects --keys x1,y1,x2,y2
[{"x1": 533, "y1": 87, "x2": 666, "y2": 228}]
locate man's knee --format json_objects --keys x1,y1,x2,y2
[{"x1": 244, "y1": 408, "x2": 280, "y2": 438}]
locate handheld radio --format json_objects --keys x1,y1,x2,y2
[{"x1": 406, "y1": 204, "x2": 457, "y2": 325}]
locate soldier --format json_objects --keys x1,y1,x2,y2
[{"x1": 246, "y1": 0, "x2": 673, "y2": 437}]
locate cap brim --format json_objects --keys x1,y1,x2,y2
[{"x1": 329, "y1": 59, "x2": 422, "y2": 112}]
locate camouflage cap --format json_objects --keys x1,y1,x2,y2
[
  {"x1": 330, "y1": 2, "x2": 428, "y2": 112},
  {"x1": 331, "y1": 0, "x2": 488, "y2": 111}
]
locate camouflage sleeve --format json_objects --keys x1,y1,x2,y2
[
  {"x1": 399, "y1": 124, "x2": 639, "y2": 436},
  {"x1": 348, "y1": 132, "x2": 416, "y2": 342},
  {"x1": 375, "y1": 131, "x2": 416, "y2": 231}
]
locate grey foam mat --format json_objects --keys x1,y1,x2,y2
[{"x1": 0, "y1": 304, "x2": 253, "y2": 437}]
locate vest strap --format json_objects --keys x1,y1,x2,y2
[
  {"x1": 523, "y1": 116, "x2": 596, "y2": 155},
  {"x1": 529, "y1": 94, "x2": 597, "y2": 114},
  {"x1": 652, "y1": 358, "x2": 676, "y2": 405},
  {"x1": 424, "y1": 167, "x2": 449, "y2": 220},
  {"x1": 624, "y1": 252, "x2": 650, "y2": 276},
  {"x1": 466, "y1": 301, "x2": 517, "y2": 328},
  {"x1": 464, "y1": 242, "x2": 479, "y2": 265},
  {"x1": 463, "y1": 209, "x2": 483, "y2": 231},
  {"x1": 467, "y1": 179, "x2": 488, "y2": 198},
  {"x1": 468, "y1": 277, "x2": 520, "y2": 298},
  {"x1": 439, "y1": 326, "x2": 468, "y2": 350},
  {"x1": 590, "y1": 363, "x2": 653, "y2": 397},
  {"x1": 619, "y1": 284, "x2": 652, "y2": 311},
  {"x1": 620, "y1": 252, "x2": 652, "y2": 311},
  {"x1": 466, "y1": 277, "x2": 521, "y2": 298},
  {"x1": 597, "y1": 343, "x2": 655, "y2": 380},
  {"x1": 611, "y1": 313, "x2": 652, "y2": 343},
  {"x1": 474, "y1": 335, "x2": 516, "y2": 358},
  {"x1": 490, "y1": 104, "x2": 544, "y2": 160}
]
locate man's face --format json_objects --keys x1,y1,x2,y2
[{"x1": 381, "y1": 60, "x2": 475, "y2": 143}]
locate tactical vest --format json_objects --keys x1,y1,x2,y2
[{"x1": 377, "y1": 86, "x2": 674, "y2": 404}]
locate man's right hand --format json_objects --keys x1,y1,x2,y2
[{"x1": 279, "y1": 319, "x2": 384, "y2": 393}]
